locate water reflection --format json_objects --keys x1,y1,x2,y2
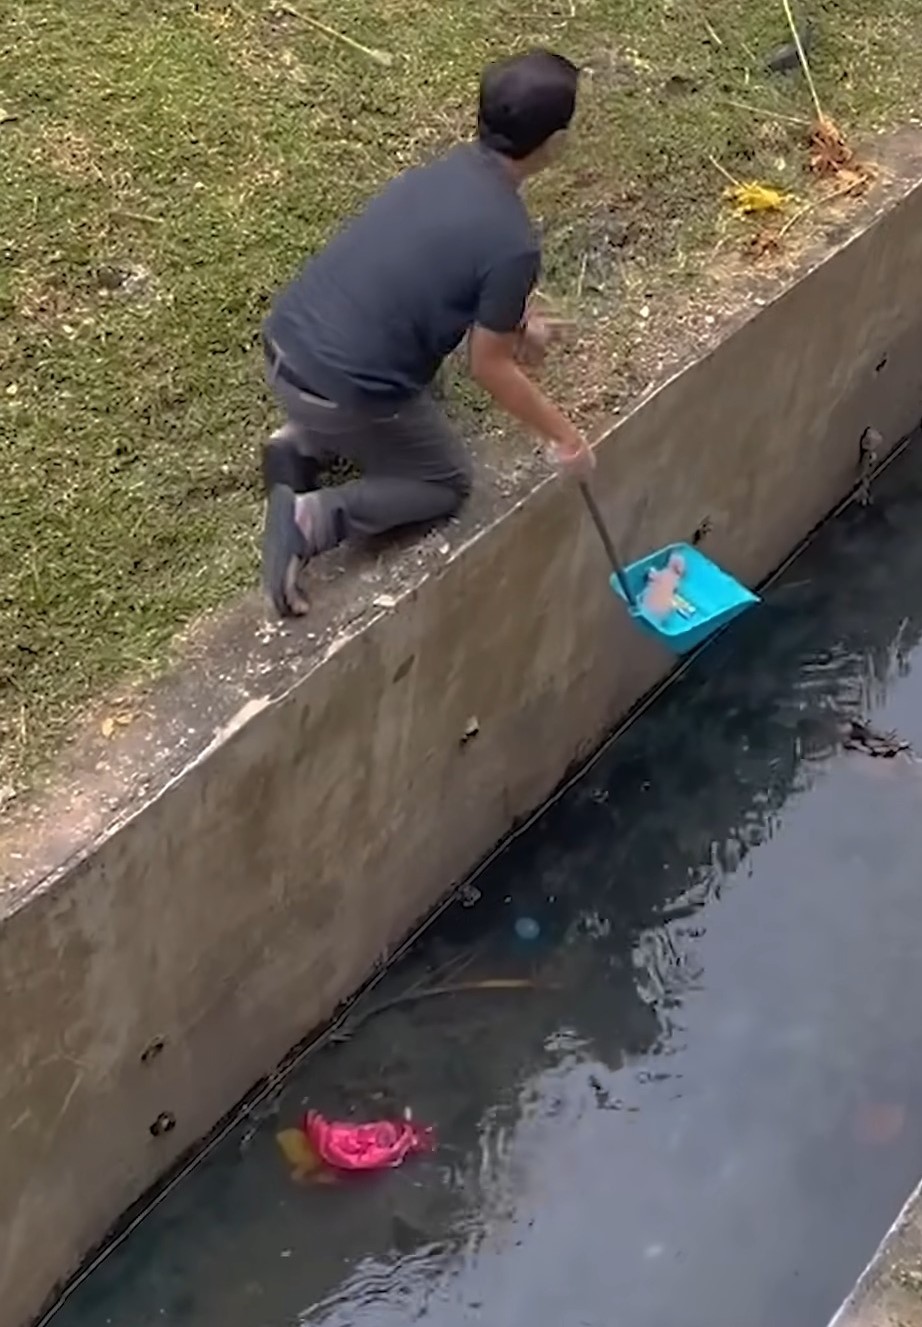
[{"x1": 57, "y1": 440, "x2": 922, "y2": 1327}]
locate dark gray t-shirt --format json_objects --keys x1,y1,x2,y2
[{"x1": 264, "y1": 142, "x2": 540, "y2": 407}]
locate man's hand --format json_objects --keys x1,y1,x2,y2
[
  {"x1": 516, "y1": 314, "x2": 552, "y2": 367},
  {"x1": 515, "y1": 309, "x2": 575, "y2": 369},
  {"x1": 549, "y1": 434, "x2": 596, "y2": 480}
]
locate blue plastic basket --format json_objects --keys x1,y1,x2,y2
[{"x1": 610, "y1": 541, "x2": 760, "y2": 654}]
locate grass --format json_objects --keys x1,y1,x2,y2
[{"x1": 3, "y1": 0, "x2": 922, "y2": 793}]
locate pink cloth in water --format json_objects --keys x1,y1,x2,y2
[{"x1": 302, "y1": 1111, "x2": 435, "y2": 1171}]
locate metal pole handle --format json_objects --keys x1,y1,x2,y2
[{"x1": 578, "y1": 482, "x2": 636, "y2": 608}]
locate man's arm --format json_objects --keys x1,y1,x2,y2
[
  {"x1": 469, "y1": 252, "x2": 594, "y2": 476},
  {"x1": 469, "y1": 326, "x2": 589, "y2": 463}
]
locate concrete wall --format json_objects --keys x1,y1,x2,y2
[
  {"x1": 4, "y1": 151, "x2": 922, "y2": 1326},
  {"x1": 829, "y1": 1180, "x2": 922, "y2": 1327}
]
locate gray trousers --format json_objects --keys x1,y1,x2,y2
[{"x1": 266, "y1": 360, "x2": 473, "y2": 555}]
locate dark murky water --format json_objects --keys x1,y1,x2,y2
[{"x1": 55, "y1": 440, "x2": 922, "y2": 1327}]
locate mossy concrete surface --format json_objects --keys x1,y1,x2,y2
[{"x1": 4, "y1": 0, "x2": 922, "y2": 792}]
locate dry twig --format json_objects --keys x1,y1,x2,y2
[{"x1": 277, "y1": 5, "x2": 393, "y2": 66}]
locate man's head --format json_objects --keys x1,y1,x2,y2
[{"x1": 477, "y1": 49, "x2": 580, "y2": 174}]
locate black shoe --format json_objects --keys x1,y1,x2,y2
[{"x1": 261, "y1": 435, "x2": 321, "y2": 495}]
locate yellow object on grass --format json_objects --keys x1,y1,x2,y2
[{"x1": 724, "y1": 182, "x2": 789, "y2": 216}]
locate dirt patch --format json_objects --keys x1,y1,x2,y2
[{"x1": 34, "y1": 122, "x2": 108, "y2": 182}]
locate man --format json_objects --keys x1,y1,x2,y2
[{"x1": 261, "y1": 47, "x2": 594, "y2": 617}]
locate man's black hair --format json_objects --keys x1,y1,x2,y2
[{"x1": 477, "y1": 49, "x2": 580, "y2": 160}]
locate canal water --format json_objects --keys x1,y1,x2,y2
[{"x1": 54, "y1": 439, "x2": 922, "y2": 1327}]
